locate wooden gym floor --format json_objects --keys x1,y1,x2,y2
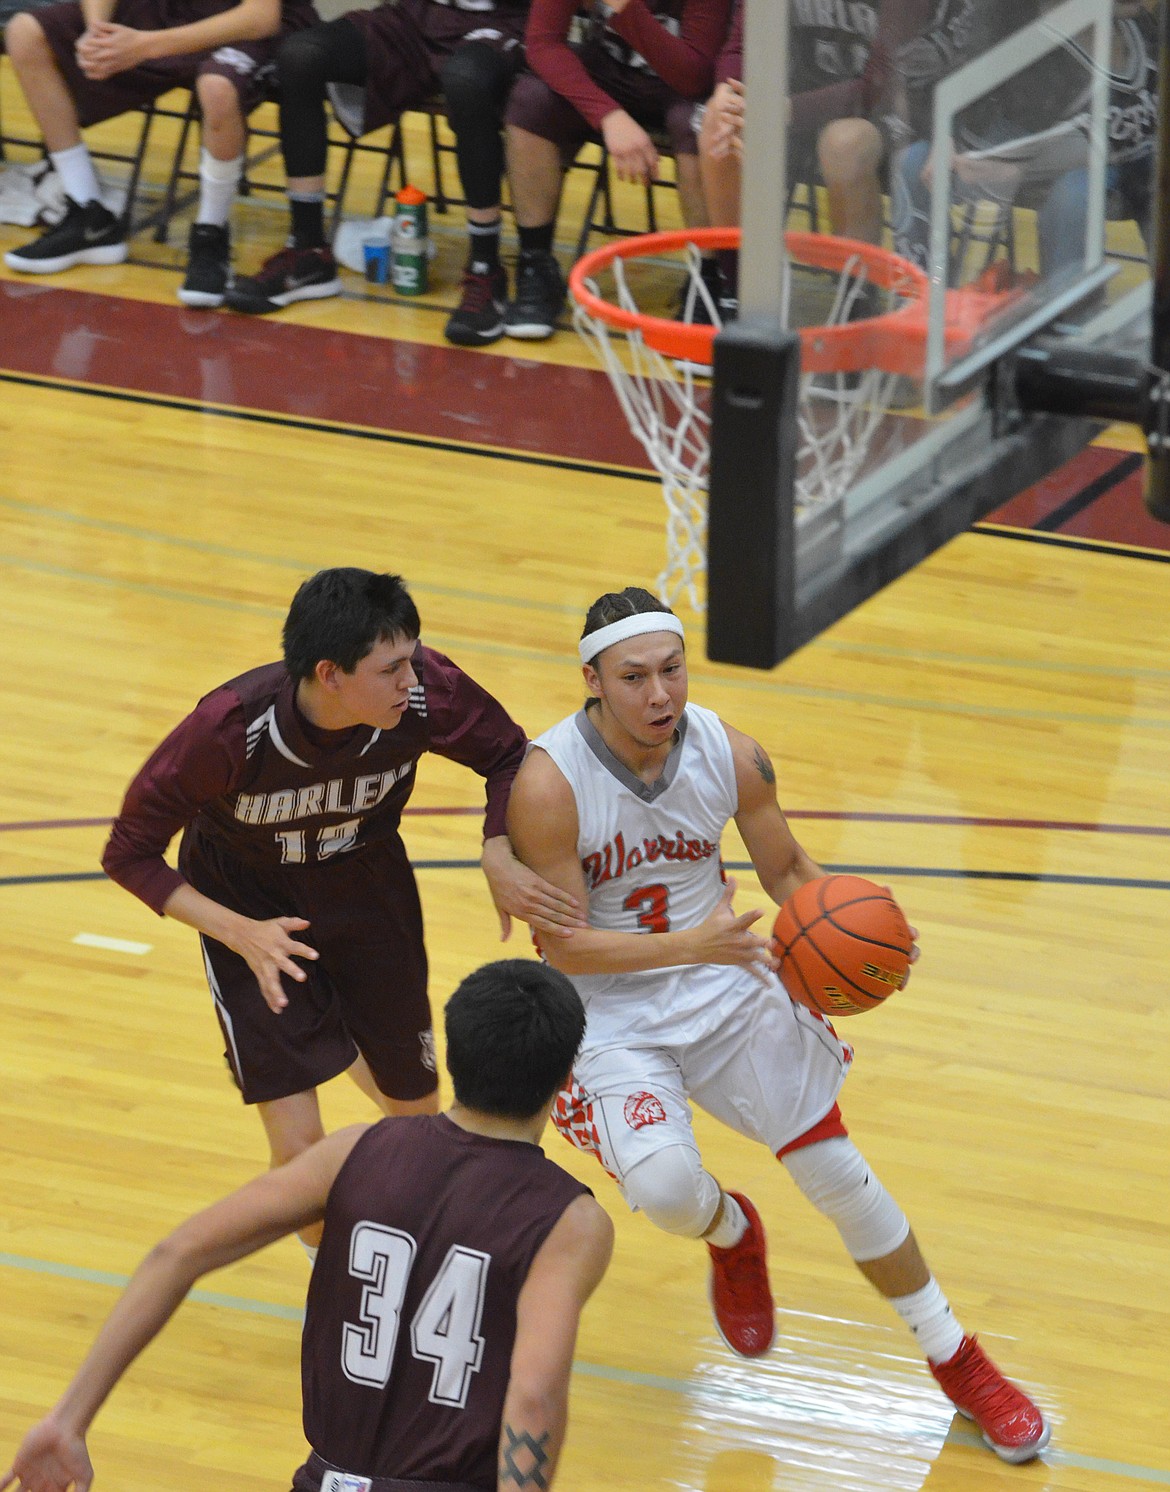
[{"x1": 1, "y1": 73, "x2": 1168, "y2": 1492}]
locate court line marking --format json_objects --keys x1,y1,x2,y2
[
  {"x1": 0, "y1": 1250, "x2": 1165, "y2": 1485},
  {"x1": 5, "y1": 865, "x2": 1170, "y2": 892},
  {"x1": 4, "y1": 555, "x2": 1169, "y2": 728},
  {"x1": 0, "y1": 370, "x2": 660, "y2": 484},
  {"x1": 3, "y1": 810, "x2": 1169, "y2": 836},
  {"x1": 5, "y1": 348, "x2": 1166, "y2": 575},
  {"x1": 0, "y1": 496, "x2": 584, "y2": 619},
  {"x1": 976, "y1": 524, "x2": 1170, "y2": 564},
  {"x1": 72, "y1": 932, "x2": 152, "y2": 955},
  {"x1": 817, "y1": 637, "x2": 1170, "y2": 681},
  {"x1": 5, "y1": 496, "x2": 1170, "y2": 678}
]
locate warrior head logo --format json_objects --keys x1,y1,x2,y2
[{"x1": 623, "y1": 1091, "x2": 667, "y2": 1130}]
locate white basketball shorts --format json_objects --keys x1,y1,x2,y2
[{"x1": 553, "y1": 975, "x2": 853, "y2": 1186}]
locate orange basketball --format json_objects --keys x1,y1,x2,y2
[{"x1": 773, "y1": 875, "x2": 912, "y2": 1018}]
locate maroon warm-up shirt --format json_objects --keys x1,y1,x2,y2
[
  {"x1": 297, "y1": 1115, "x2": 590, "y2": 1487},
  {"x1": 716, "y1": 0, "x2": 929, "y2": 137},
  {"x1": 527, "y1": 0, "x2": 730, "y2": 131},
  {"x1": 102, "y1": 645, "x2": 527, "y2": 915}
]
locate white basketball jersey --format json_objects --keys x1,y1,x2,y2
[{"x1": 534, "y1": 702, "x2": 747, "y2": 1039}]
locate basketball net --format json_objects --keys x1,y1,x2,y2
[{"x1": 571, "y1": 235, "x2": 914, "y2": 611}]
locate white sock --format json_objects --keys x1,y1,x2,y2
[
  {"x1": 706, "y1": 1191, "x2": 748, "y2": 1248},
  {"x1": 300, "y1": 1239, "x2": 319, "y2": 1267},
  {"x1": 197, "y1": 149, "x2": 243, "y2": 227},
  {"x1": 890, "y1": 1277, "x2": 965, "y2": 1364},
  {"x1": 50, "y1": 144, "x2": 101, "y2": 207}
]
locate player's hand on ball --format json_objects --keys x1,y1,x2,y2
[
  {"x1": 880, "y1": 884, "x2": 920, "y2": 984},
  {"x1": 1, "y1": 1414, "x2": 94, "y2": 1492},
  {"x1": 691, "y1": 878, "x2": 779, "y2": 978}
]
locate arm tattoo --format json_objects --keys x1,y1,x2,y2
[
  {"x1": 753, "y1": 746, "x2": 775, "y2": 786},
  {"x1": 500, "y1": 1425, "x2": 551, "y2": 1490}
]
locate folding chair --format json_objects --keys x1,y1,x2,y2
[{"x1": 571, "y1": 131, "x2": 679, "y2": 260}]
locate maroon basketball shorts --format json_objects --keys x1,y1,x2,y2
[
  {"x1": 32, "y1": 0, "x2": 304, "y2": 128},
  {"x1": 345, "y1": 0, "x2": 527, "y2": 136},
  {"x1": 190, "y1": 841, "x2": 438, "y2": 1106},
  {"x1": 505, "y1": 42, "x2": 699, "y2": 158}
]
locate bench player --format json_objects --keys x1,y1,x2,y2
[
  {"x1": 3, "y1": 0, "x2": 315, "y2": 306},
  {"x1": 224, "y1": 0, "x2": 530, "y2": 345},
  {"x1": 500, "y1": 0, "x2": 730, "y2": 338}
]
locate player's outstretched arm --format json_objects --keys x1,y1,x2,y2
[
  {"x1": 0, "y1": 1127, "x2": 367, "y2": 1492},
  {"x1": 724, "y1": 723, "x2": 823, "y2": 907},
  {"x1": 498, "y1": 1195, "x2": 613, "y2": 1492}
]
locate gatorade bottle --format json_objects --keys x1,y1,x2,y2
[{"x1": 391, "y1": 185, "x2": 429, "y2": 296}]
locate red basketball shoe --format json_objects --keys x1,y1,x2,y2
[
  {"x1": 930, "y1": 1335, "x2": 1051, "y2": 1463},
  {"x1": 707, "y1": 1192, "x2": 775, "y2": 1357}
]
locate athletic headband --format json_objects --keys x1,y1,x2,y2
[{"x1": 578, "y1": 612, "x2": 686, "y2": 664}]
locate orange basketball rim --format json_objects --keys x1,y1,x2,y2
[{"x1": 568, "y1": 227, "x2": 1030, "y2": 376}]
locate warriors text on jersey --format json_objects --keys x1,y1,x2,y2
[
  {"x1": 297, "y1": 1115, "x2": 589, "y2": 1487},
  {"x1": 534, "y1": 701, "x2": 746, "y2": 1039}
]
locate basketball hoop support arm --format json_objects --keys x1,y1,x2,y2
[{"x1": 1008, "y1": 341, "x2": 1170, "y2": 508}]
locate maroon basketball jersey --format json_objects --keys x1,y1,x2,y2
[
  {"x1": 299, "y1": 1115, "x2": 589, "y2": 1486},
  {"x1": 102, "y1": 645, "x2": 527, "y2": 914}
]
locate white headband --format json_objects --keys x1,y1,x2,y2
[{"x1": 579, "y1": 612, "x2": 686, "y2": 664}]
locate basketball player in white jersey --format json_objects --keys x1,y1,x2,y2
[{"x1": 506, "y1": 585, "x2": 1051, "y2": 1465}]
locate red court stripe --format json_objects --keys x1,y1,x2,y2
[
  {"x1": 0, "y1": 282, "x2": 647, "y2": 468},
  {"x1": 989, "y1": 446, "x2": 1170, "y2": 553}
]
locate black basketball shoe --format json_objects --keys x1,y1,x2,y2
[
  {"x1": 504, "y1": 250, "x2": 565, "y2": 339},
  {"x1": 445, "y1": 263, "x2": 508, "y2": 345},
  {"x1": 179, "y1": 222, "x2": 231, "y2": 308},
  {"x1": 225, "y1": 244, "x2": 341, "y2": 315},
  {"x1": 4, "y1": 197, "x2": 127, "y2": 274},
  {"x1": 677, "y1": 256, "x2": 737, "y2": 327}
]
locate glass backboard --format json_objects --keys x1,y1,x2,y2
[{"x1": 707, "y1": 0, "x2": 1158, "y2": 666}]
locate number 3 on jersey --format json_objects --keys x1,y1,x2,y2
[
  {"x1": 342, "y1": 1221, "x2": 489, "y2": 1407},
  {"x1": 623, "y1": 882, "x2": 671, "y2": 933}
]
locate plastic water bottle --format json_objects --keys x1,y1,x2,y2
[{"x1": 391, "y1": 185, "x2": 429, "y2": 296}]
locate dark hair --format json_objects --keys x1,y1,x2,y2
[
  {"x1": 282, "y1": 569, "x2": 421, "y2": 681},
  {"x1": 580, "y1": 586, "x2": 678, "y2": 671},
  {"x1": 444, "y1": 960, "x2": 586, "y2": 1119}
]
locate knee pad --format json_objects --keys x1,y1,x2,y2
[
  {"x1": 622, "y1": 1145, "x2": 720, "y2": 1238},
  {"x1": 277, "y1": 29, "x2": 329, "y2": 90},
  {"x1": 782, "y1": 1137, "x2": 910, "y2": 1263},
  {"x1": 440, "y1": 43, "x2": 504, "y2": 115}
]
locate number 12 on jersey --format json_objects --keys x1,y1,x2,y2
[{"x1": 342, "y1": 1221, "x2": 490, "y2": 1408}]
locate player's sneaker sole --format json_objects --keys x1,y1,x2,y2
[
  {"x1": 502, "y1": 319, "x2": 558, "y2": 340},
  {"x1": 5, "y1": 241, "x2": 128, "y2": 274},
  {"x1": 227, "y1": 279, "x2": 341, "y2": 315},
  {"x1": 177, "y1": 287, "x2": 227, "y2": 308},
  {"x1": 446, "y1": 317, "x2": 505, "y2": 345},
  {"x1": 954, "y1": 1405, "x2": 1053, "y2": 1464}
]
